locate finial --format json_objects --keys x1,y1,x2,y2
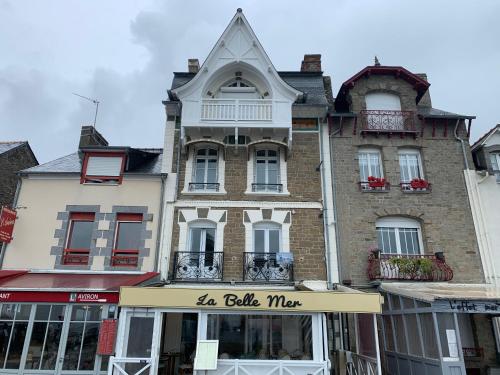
[
  {"x1": 374, "y1": 56, "x2": 381, "y2": 66},
  {"x1": 237, "y1": 8, "x2": 242, "y2": 13}
]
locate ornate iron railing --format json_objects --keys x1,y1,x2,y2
[
  {"x1": 243, "y1": 252, "x2": 293, "y2": 282},
  {"x1": 367, "y1": 251, "x2": 453, "y2": 281},
  {"x1": 172, "y1": 251, "x2": 224, "y2": 281},
  {"x1": 188, "y1": 182, "x2": 220, "y2": 192},
  {"x1": 251, "y1": 183, "x2": 283, "y2": 193},
  {"x1": 400, "y1": 181, "x2": 432, "y2": 192},
  {"x1": 360, "y1": 110, "x2": 417, "y2": 133},
  {"x1": 358, "y1": 181, "x2": 390, "y2": 191}
]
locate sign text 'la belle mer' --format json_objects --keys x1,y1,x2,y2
[{"x1": 196, "y1": 292, "x2": 303, "y2": 309}]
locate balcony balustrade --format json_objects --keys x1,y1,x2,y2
[
  {"x1": 243, "y1": 252, "x2": 294, "y2": 282},
  {"x1": 251, "y1": 183, "x2": 283, "y2": 193},
  {"x1": 62, "y1": 252, "x2": 89, "y2": 265},
  {"x1": 201, "y1": 99, "x2": 272, "y2": 122},
  {"x1": 360, "y1": 110, "x2": 417, "y2": 134},
  {"x1": 172, "y1": 251, "x2": 224, "y2": 281},
  {"x1": 367, "y1": 251, "x2": 453, "y2": 281},
  {"x1": 188, "y1": 182, "x2": 220, "y2": 192}
]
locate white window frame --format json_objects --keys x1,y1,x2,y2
[
  {"x1": 243, "y1": 210, "x2": 291, "y2": 254},
  {"x1": 398, "y1": 148, "x2": 424, "y2": 183},
  {"x1": 182, "y1": 145, "x2": 226, "y2": 194},
  {"x1": 365, "y1": 92, "x2": 402, "y2": 111},
  {"x1": 252, "y1": 222, "x2": 282, "y2": 253},
  {"x1": 188, "y1": 221, "x2": 217, "y2": 253},
  {"x1": 246, "y1": 146, "x2": 289, "y2": 195},
  {"x1": 358, "y1": 148, "x2": 383, "y2": 181},
  {"x1": 376, "y1": 217, "x2": 424, "y2": 255},
  {"x1": 490, "y1": 152, "x2": 500, "y2": 171},
  {"x1": 193, "y1": 148, "x2": 218, "y2": 188}
]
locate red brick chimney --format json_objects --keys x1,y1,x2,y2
[{"x1": 301, "y1": 54, "x2": 322, "y2": 72}]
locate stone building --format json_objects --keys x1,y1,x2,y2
[
  {"x1": 330, "y1": 63, "x2": 499, "y2": 374},
  {"x1": 0, "y1": 141, "x2": 37, "y2": 207}
]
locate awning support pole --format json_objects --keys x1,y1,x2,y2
[{"x1": 373, "y1": 314, "x2": 382, "y2": 375}]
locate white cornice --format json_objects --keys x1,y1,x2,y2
[{"x1": 174, "y1": 200, "x2": 323, "y2": 209}]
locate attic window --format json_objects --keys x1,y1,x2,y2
[{"x1": 81, "y1": 152, "x2": 126, "y2": 184}]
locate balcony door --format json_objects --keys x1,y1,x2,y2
[
  {"x1": 193, "y1": 148, "x2": 218, "y2": 191},
  {"x1": 188, "y1": 225, "x2": 216, "y2": 278},
  {"x1": 250, "y1": 223, "x2": 283, "y2": 281},
  {"x1": 365, "y1": 92, "x2": 403, "y2": 131}
]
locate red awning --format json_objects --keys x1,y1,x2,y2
[{"x1": 0, "y1": 270, "x2": 158, "y2": 291}]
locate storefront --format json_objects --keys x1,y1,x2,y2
[
  {"x1": 0, "y1": 270, "x2": 158, "y2": 375},
  {"x1": 378, "y1": 282, "x2": 500, "y2": 375},
  {"x1": 110, "y1": 285, "x2": 383, "y2": 375}
]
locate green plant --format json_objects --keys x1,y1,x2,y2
[{"x1": 388, "y1": 257, "x2": 434, "y2": 278}]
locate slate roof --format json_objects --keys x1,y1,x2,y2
[
  {"x1": 0, "y1": 141, "x2": 26, "y2": 155},
  {"x1": 22, "y1": 149, "x2": 163, "y2": 175},
  {"x1": 170, "y1": 71, "x2": 329, "y2": 106},
  {"x1": 471, "y1": 124, "x2": 500, "y2": 151},
  {"x1": 417, "y1": 107, "x2": 475, "y2": 120}
]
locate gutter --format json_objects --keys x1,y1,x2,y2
[{"x1": 0, "y1": 178, "x2": 23, "y2": 268}]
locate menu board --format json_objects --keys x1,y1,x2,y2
[{"x1": 193, "y1": 340, "x2": 219, "y2": 370}]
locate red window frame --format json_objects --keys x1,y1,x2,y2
[
  {"x1": 111, "y1": 213, "x2": 142, "y2": 267},
  {"x1": 80, "y1": 152, "x2": 127, "y2": 184},
  {"x1": 63, "y1": 212, "x2": 95, "y2": 265}
]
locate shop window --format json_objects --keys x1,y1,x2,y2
[
  {"x1": 419, "y1": 313, "x2": 439, "y2": 359},
  {"x1": 253, "y1": 149, "x2": 281, "y2": 192},
  {"x1": 376, "y1": 217, "x2": 423, "y2": 255},
  {"x1": 207, "y1": 314, "x2": 313, "y2": 360},
  {"x1": 25, "y1": 305, "x2": 65, "y2": 370},
  {"x1": 62, "y1": 305, "x2": 103, "y2": 371},
  {"x1": 358, "y1": 149, "x2": 384, "y2": 190},
  {"x1": 111, "y1": 213, "x2": 142, "y2": 267},
  {"x1": 125, "y1": 316, "x2": 154, "y2": 374},
  {"x1": 0, "y1": 304, "x2": 31, "y2": 369},
  {"x1": 436, "y1": 313, "x2": 459, "y2": 359},
  {"x1": 81, "y1": 153, "x2": 126, "y2": 184},
  {"x1": 63, "y1": 212, "x2": 95, "y2": 265}
]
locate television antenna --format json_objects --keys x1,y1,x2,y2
[{"x1": 72, "y1": 93, "x2": 100, "y2": 128}]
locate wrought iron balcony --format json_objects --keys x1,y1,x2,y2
[
  {"x1": 188, "y1": 182, "x2": 220, "y2": 192},
  {"x1": 400, "y1": 180, "x2": 432, "y2": 193},
  {"x1": 172, "y1": 251, "x2": 224, "y2": 281},
  {"x1": 360, "y1": 110, "x2": 417, "y2": 134},
  {"x1": 251, "y1": 183, "x2": 283, "y2": 193},
  {"x1": 243, "y1": 252, "x2": 294, "y2": 282},
  {"x1": 201, "y1": 99, "x2": 273, "y2": 122},
  {"x1": 367, "y1": 251, "x2": 453, "y2": 281}
]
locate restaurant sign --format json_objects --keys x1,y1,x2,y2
[
  {"x1": 119, "y1": 287, "x2": 383, "y2": 313},
  {"x1": 433, "y1": 299, "x2": 500, "y2": 314},
  {"x1": 0, "y1": 207, "x2": 16, "y2": 243}
]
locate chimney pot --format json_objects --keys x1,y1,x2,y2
[
  {"x1": 188, "y1": 59, "x2": 200, "y2": 73},
  {"x1": 301, "y1": 54, "x2": 322, "y2": 72}
]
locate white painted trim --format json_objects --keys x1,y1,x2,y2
[
  {"x1": 245, "y1": 145, "x2": 289, "y2": 195},
  {"x1": 174, "y1": 200, "x2": 322, "y2": 209},
  {"x1": 182, "y1": 144, "x2": 227, "y2": 194},
  {"x1": 177, "y1": 209, "x2": 227, "y2": 255},
  {"x1": 243, "y1": 209, "x2": 291, "y2": 253}
]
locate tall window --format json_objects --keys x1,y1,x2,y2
[
  {"x1": 253, "y1": 223, "x2": 281, "y2": 254},
  {"x1": 0, "y1": 304, "x2": 30, "y2": 369},
  {"x1": 189, "y1": 224, "x2": 216, "y2": 267},
  {"x1": 112, "y1": 213, "x2": 142, "y2": 267},
  {"x1": 490, "y1": 152, "x2": 500, "y2": 171},
  {"x1": 63, "y1": 213, "x2": 95, "y2": 265},
  {"x1": 365, "y1": 92, "x2": 403, "y2": 131},
  {"x1": 376, "y1": 217, "x2": 423, "y2": 255},
  {"x1": 359, "y1": 149, "x2": 383, "y2": 181},
  {"x1": 254, "y1": 149, "x2": 280, "y2": 192},
  {"x1": 399, "y1": 149, "x2": 424, "y2": 182},
  {"x1": 192, "y1": 148, "x2": 218, "y2": 191}
]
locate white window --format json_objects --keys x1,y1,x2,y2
[
  {"x1": 188, "y1": 223, "x2": 216, "y2": 270},
  {"x1": 490, "y1": 152, "x2": 500, "y2": 171},
  {"x1": 399, "y1": 149, "x2": 424, "y2": 182},
  {"x1": 359, "y1": 149, "x2": 383, "y2": 181},
  {"x1": 82, "y1": 153, "x2": 125, "y2": 184},
  {"x1": 253, "y1": 223, "x2": 281, "y2": 254},
  {"x1": 376, "y1": 217, "x2": 423, "y2": 255},
  {"x1": 365, "y1": 92, "x2": 401, "y2": 111},
  {"x1": 254, "y1": 149, "x2": 280, "y2": 192},
  {"x1": 365, "y1": 92, "x2": 404, "y2": 131},
  {"x1": 192, "y1": 148, "x2": 218, "y2": 191}
]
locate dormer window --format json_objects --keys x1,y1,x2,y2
[
  {"x1": 81, "y1": 152, "x2": 126, "y2": 184},
  {"x1": 490, "y1": 152, "x2": 500, "y2": 172}
]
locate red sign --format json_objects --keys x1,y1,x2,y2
[
  {"x1": 97, "y1": 319, "x2": 118, "y2": 355},
  {"x1": 0, "y1": 291, "x2": 119, "y2": 304},
  {"x1": 0, "y1": 207, "x2": 16, "y2": 243}
]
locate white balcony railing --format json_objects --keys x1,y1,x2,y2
[{"x1": 201, "y1": 99, "x2": 273, "y2": 122}]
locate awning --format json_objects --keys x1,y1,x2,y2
[
  {"x1": 0, "y1": 271, "x2": 159, "y2": 304},
  {"x1": 119, "y1": 286, "x2": 383, "y2": 313},
  {"x1": 380, "y1": 282, "x2": 500, "y2": 314}
]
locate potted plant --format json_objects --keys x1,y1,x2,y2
[
  {"x1": 367, "y1": 176, "x2": 387, "y2": 188},
  {"x1": 388, "y1": 257, "x2": 434, "y2": 279},
  {"x1": 410, "y1": 178, "x2": 429, "y2": 190}
]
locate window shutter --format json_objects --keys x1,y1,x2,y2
[{"x1": 86, "y1": 156, "x2": 123, "y2": 177}]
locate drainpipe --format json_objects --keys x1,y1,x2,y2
[
  {"x1": 153, "y1": 173, "x2": 167, "y2": 273},
  {"x1": 0, "y1": 177, "x2": 22, "y2": 268},
  {"x1": 454, "y1": 118, "x2": 470, "y2": 170}
]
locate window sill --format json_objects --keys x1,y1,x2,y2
[
  {"x1": 181, "y1": 190, "x2": 227, "y2": 195},
  {"x1": 245, "y1": 191, "x2": 290, "y2": 197},
  {"x1": 360, "y1": 189, "x2": 390, "y2": 193},
  {"x1": 401, "y1": 189, "x2": 431, "y2": 194},
  {"x1": 82, "y1": 182, "x2": 120, "y2": 186}
]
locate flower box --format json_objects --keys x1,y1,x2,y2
[
  {"x1": 367, "y1": 176, "x2": 386, "y2": 188},
  {"x1": 410, "y1": 178, "x2": 429, "y2": 189}
]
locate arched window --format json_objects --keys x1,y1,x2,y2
[
  {"x1": 253, "y1": 149, "x2": 280, "y2": 192},
  {"x1": 187, "y1": 220, "x2": 216, "y2": 271},
  {"x1": 376, "y1": 217, "x2": 423, "y2": 255},
  {"x1": 192, "y1": 148, "x2": 218, "y2": 191},
  {"x1": 217, "y1": 78, "x2": 262, "y2": 99}
]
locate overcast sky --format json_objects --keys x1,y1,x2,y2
[{"x1": 1, "y1": 0, "x2": 499, "y2": 163}]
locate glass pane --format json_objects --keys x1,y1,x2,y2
[
  {"x1": 25, "y1": 321, "x2": 47, "y2": 370},
  {"x1": 399, "y1": 155, "x2": 410, "y2": 182},
  {"x1": 359, "y1": 153, "x2": 369, "y2": 181},
  {"x1": 437, "y1": 313, "x2": 458, "y2": 358},
  {"x1": 267, "y1": 168, "x2": 278, "y2": 185},
  {"x1": 256, "y1": 161, "x2": 266, "y2": 184},
  {"x1": 197, "y1": 149, "x2": 206, "y2": 156},
  {"x1": 405, "y1": 314, "x2": 422, "y2": 356},
  {"x1": 383, "y1": 316, "x2": 395, "y2": 351},
  {"x1": 254, "y1": 230, "x2": 265, "y2": 252},
  {"x1": 208, "y1": 149, "x2": 217, "y2": 156},
  {"x1": 0, "y1": 322, "x2": 13, "y2": 367},
  {"x1": 35, "y1": 305, "x2": 51, "y2": 321},
  {"x1": 457, "y1": 314, "x2": 475, "y2": 348},
  {"x1": 190, "y1": 228, "x2": 202, "y2": 252},
  {"x1": 195, "y1": 160, "x2": 206, "y2": 183},
  {"x1": 206, "y1": 162, "x2": 217, "y2": 183},
  {"x1": 71, "y1": 306, "x2": 87, "y2": 321},
  {"x1": 267, "y1": 150, "x2": 277, "y2": 157},
  {"x1": 377, "y1": 228, "x2": 397, "y2": 254},
  {"x1": 116, "y1": 222, "x2": 141, "y2": 250},
  {"x1": 78, "y1": 322, "x2": 99, "y2": 370},
  {"x1": 256, "y1": 150, "x2": 266, "y2": 157},
  {"x1": 126, "y1": 317, "x2": 154, "y2": 357},
  {"x1": 490, "y1": 153, "x2": 499, "y2": 171},
  {"x1": 87, "y1": 306, "x2": 103, "y2": 322},
  {"x1": 419, "y1": 313, "x2": 439, "y2": 359},
  {"x1": 5, "y1": 321, "x2": 29, "y2": 368},
  {"x1": 50, "y1": 305, "x2": 66, "y2": 321},
  {"x1": 357, "y1": 314, "x2": 376, "y2": 357},
  {"x1": 69, "y1": 221, "x2": 93, "y2": 249},
  {"x1": 63, "y1": 323, "x2": 84, "y2": 370},
  {"x1": 41, "y1": 322, "x2": 63, "y2": 370},
  {"x1": 392, "y1": 315, "x2": 407, "y2": 354},
  {"x1": 399, "y1": 228, "x2": 420, "y2": 255},
  {"x1": 205, "y1": 228, "x2": 215, "y2": 252},
  {"x1": 0, "y1": 304, "x2": 16, "y2": 319},
  {"x1": 269, "y1": 230, "x2": 280, "y2": 253},
  {"x1": 15, "y1": 304, "x2": 31, "y2": 320},
  {"x1": 369, "y1": 153, "x2": 381, "y2": 177}
]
